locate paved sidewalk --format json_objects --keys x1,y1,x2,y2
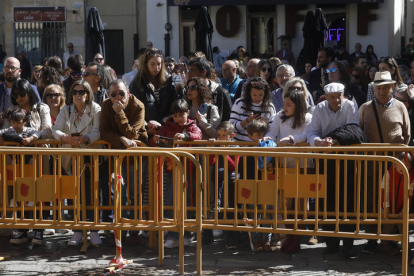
[{"x1": 0, "y1": 230, "x2": 412, "y2": 275}]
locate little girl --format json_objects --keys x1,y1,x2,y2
[
  {"x1": 265, "y1": 77, "x2": 313, "y2": 254},
  {"x1": 0, "y1": 107, "x2": 39, "y2": 146}
]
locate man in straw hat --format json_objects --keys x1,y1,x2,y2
[{"x1": 359, "y1": 71, "x2": 410, "y2": 254}]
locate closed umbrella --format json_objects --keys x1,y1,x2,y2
[
  {"x1": 85, "y1": 7, "x2": 105, "y2": 64},
  {"x1": 194, "y1": 6, "x2": 214, "y2": 62}
]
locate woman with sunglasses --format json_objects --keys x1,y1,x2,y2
[
  {"x1": 129, "y1": 48, "x2": 178, "y2": 136},
  {"x1": 351, "y1": 67, "x2": 369, "y2": 94},
  {"x1": 52, "y1": 79, "x2": 102, "y2": 247},
  {"x1": 255, "y1": 60, "x2": 276, "y2": 90},
  {"x1": 4, "y1": 79, "x2": 52, "y2": 246},
  {"x1": 367, "y1": 57, "x2": 404, "y2": 102},
  {"x1": 42, "y1": 84, "x2": 66, "y2": 125},
  {"x1": 326, "y1": 61, "x2": 366, "y2": 107},
  {"x1": 186, "y1": 77, "x2": 220, "y2": 139},
  {"x1": 230, "y1": 77, "x2": 276, "y2": 141},
  {"x1": 37, "y1": 66, "x2": 63, "y2": 99}
]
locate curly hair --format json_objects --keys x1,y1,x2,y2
[
  {"x1": 186, "y1": 77, "x2": 212, "y2": 105},
  {"x1": 39, "y1": 66, "x2": 63, "y2": 89},
  {"x1": 241, "y1": 77, "x2": 272, "y2": 112}
]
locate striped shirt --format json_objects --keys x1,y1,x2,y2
[{"x1": 229, "y1": 98, "x2": 276, "y2": 141}]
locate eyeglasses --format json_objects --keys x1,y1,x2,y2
[
  {"x1": 3, "y1": 66, "x2": 20, "y2": 72},
  {"x1": 46, "y1": 93, "x2": 61, "y2": 99},
  {"x1": 72, "y1": 89, "x2": 87, "y2": 96},
  {"x1": 110, "y1": 91, "x2": 126, "y2": 98},
  {"x1": 288, "y1": 86, "x2": 304, "y2": 91},
  {"x1": 277, "y1": 74, "x2": 292, "y2": 78},
  {"x1": 94, "y1": 58, "x2": 104, "y2": 62},
  {"x1": 82, "y1": 71, "x2": 98, "y2": 77},
  {"x1": 250, "y1": 81, "x2": 267, "y2": 89},
  {"x1": 353, "y1": 74, "x2": 360, "y2": 79},
  {"x1": 70, "y1": 71, "x2": 83, "y2": 77},
  {"x1": 186, "y1": 85, "x2": 198, "y2": 91},
  {"x1": 147, "y1": 49, "x2": 163, "y2": 56},
  {"x1": 326, "y1": 68, "x2": 338, "y2": 74},
  {"x1": 261, "y1": 67, "x2": 272, "y2": 72},
  {"x1": 11, "y1": 91, "x2": 27, "y2": 99}
]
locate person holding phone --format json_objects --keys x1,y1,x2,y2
[
  {"x1": 186, "y1": 77, "x2": 220, "y2": 139},
  {"x1": 52, "y1": 79, "x2": 102, "y2": 247},
  {"x1": 230, "y1": 77, "x2": 276, "y2": 141}
]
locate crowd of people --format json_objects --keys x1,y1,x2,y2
[{"x1": 0, "y1": 41, "x2": 413, "y2": 260}]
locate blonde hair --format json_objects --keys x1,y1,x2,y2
[{"x1": 42, "y1": 84, "x2": 66, "y2": 110}]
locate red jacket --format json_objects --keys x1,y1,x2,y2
[
  {"x1": 149, "y1": 117, "x2": 202, "y2": 147},
  {"x1": 209, "y1": 153, "x2": 238, "y2": 172},
  {"x1": 382, "y1": 167, "x2": 414, "y2": 214}
]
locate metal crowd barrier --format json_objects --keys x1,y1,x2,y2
[
  {"x1": 0, "y1": 145, "x2": 202, "y2": 275},
  {"x1": 132, "y1": 145, "x2": 413, "y2": 276}
]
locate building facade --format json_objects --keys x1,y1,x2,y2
[{"x1": 0, "y1": 0, "x2": 413, "y2": 75}]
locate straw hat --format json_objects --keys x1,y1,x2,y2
[{"x1": 373, "y1": 71, "x2": 396, "y2": 86}]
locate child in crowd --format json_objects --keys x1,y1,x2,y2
[
  {"x1": 0, "y1": 107, "x2": 39, "y2": 146},
  {"x1": 150, "y1": 99, "x2": 202, "y2": 249},
  {"x1": 380, "y1": 151, "x2": 414, "y2": 255},
  {"x1": 205, "y1": 122, "x2": 238, "y2": 244}
]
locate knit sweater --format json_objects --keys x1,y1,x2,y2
[
  {"x1": 359, "y1": 100, "x2": 410, "y2": 144},
  {"x1": 229, "y1": 98, "x2": 276, "y2": 141}
]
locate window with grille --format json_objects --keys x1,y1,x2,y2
[{"x1": 15, "y1": 22, "x2": 67, "y2": 66}]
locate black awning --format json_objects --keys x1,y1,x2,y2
[{"x1": 168, "y1": 0, "x2": 383, "y2": 6}]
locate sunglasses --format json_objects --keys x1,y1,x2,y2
[
  {"x1": 72, "y1": 89, "x2": 87, "y2": 96},
  {"x1": 11, "y1": 91, "x2": 27, "y2": 99},
  {"x1": 250, "y1": 81, "x2": 267, "y2": 89},
  {"x1": 261, "y1": 67, "x2": 272, "y2": 72},
  {"x1": 83, "y1": 71, "x2": 98, "y2": 77},
  {"x1": 70, "y1": 71, "x2": 83, "y2": 77},
  {"x1": 326, "y1": 68, "x2": 338, "y2": 74},
  {"x1": 353, "y1": 74, "x2": 360, "y2": 79},
  {"x1": 94, "y1": 58, "x2": 104, "y2": 62},
  {"x1": 288, "y1": 86, "x2": 304, "y2": 91},
  {"x1": 147, "y1": 49, "x2": 163, "y2": 56},
  {"x1": 110, "y1": 91, "x2": 126, "y2": 98},
  {"x1": 186, "y1": 85, "x2": 198, "y2": 91},
  {"x1": 46, "y1": 93, "x2": 61, "y2": 99}
]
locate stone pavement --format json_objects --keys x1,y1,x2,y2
[{"x1": 0, "y1": 230, "x2": 413, "y2": 275}]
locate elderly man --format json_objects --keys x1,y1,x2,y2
[
  {"x1": 359, "y1": 71, "x2": 411, "y2": 253},
  {"x1": 82, "y1": 62, "x2": 109, "y2": 106},
  {"x1": 233, "y1": 58, "x2": 260, "y2": 101},
  {"x1": 0, "y1": 57, "x2": 41, "y2": 113},
  {"x1": 307, "y1": 83, "x2": 359, "y2": 258},
  {"x1": 100, "y1": 79, "x2": 148, "y2": 244},
  {"x1": 221, "y1": 60, "x2": 242, "y2": 103}
]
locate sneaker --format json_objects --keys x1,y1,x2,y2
[
  {"x1": 43, "y1": 229, "x2": 55, "y2": 235},
  {"x1": 90, "y1": 232, "x2": 102, "y2": 247},
  {"x1": 213, "y1": 229, "x2": 223, "y2": 238},
  {"x1": 362, "y1": 240, "x2": 378, "y2": 254},
  {"x1": 308, "y1": 236, "x2": 318, "y2": 245},
  {"x1": 184, "y1": 238, "x2": 190, "y2": 247},
  {"x1": 10, "y1": 232, "x2": 28, "y2": 245},
  {"x1": 68, "y1": 232, "x2": 83, "y2": 246},
  {"x1": 32, "y1": 231, "x2": 43, "y2": 245},
  {"x1": 164, "y1": 239, "x2": 179, "y2": 249}
]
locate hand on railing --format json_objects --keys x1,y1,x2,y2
[{"x1": 121, "y1": 137, "x2": 137, "y2": 148}]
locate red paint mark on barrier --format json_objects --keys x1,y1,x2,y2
[
  {"x1": 20, "y1": 183, "x2": 29, "y2": 197},
  {"x1": 310, "y1": 183, "x2": 322, "y2": 192},
  {"x1": 241, "y1": 188, "x2": 251, "y2": 199}
]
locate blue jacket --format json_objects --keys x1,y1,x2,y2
[{"x1": 221, "y1": 74, "x2": 243, "y2": 104}]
